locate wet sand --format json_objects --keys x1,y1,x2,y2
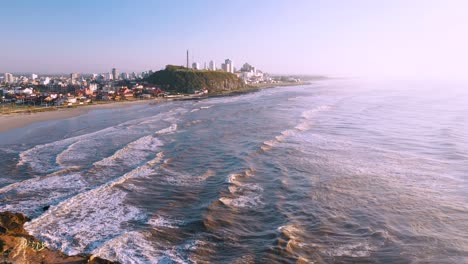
[{"x1": 0, "y1": 100, "x2": 157, "y2": 133}]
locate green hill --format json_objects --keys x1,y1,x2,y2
[{"x1": 146, "y1": 65, "x2": 246, "y2": 94}]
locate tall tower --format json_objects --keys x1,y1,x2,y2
[
  {"x1": 112, "y1": 68, "x2": 118, "y2": 80},
  {"x1": 186, "y1": 50, "x2": 189, "y2": 69}
]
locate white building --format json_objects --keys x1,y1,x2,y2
[
  {"x1": 31, "y1": 74, "x2": 38, "y2": 80},
  {"x1": 4, "y1": 73, "x2": 14, "y2": 83},
  {"x1": 70, "y1": 73, "x2": 79, "y2": 80},
  {"x1": 15, "y1": 87, "x2": 34, "y2": 95},
  {"x1": 89, "y1": 83, "x2": 98, "y2": 92},
  {"x1": 42, "y1": 77, "x2": 50, "y2": 85},
  {"x1": 223, "y1": 59, "x2": 234, "y2": 73},
  {"x1": 209, "y1": 60, "x2": 216, "y2": 71}
]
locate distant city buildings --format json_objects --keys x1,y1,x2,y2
[
  {"x1": 4, "y1": 73, "x2": 14, "y2": 83},
  {"x1": 221, "y1": 59, "x2": 234, "y2": 73},
  {"x1": 42, "y1": 77, "x2": 50, "y2": 85},
  {"x1": 192, "y1": 62, "x2": 200, "y2": 70},
  {"x1": 112, "y1": 68, "x2": 119, "y2": 80},
  {"x1": 209, "y1": 60, "x2": 216, "y2": 71},
  {"x1": 70, "y1": 73, "x2": 79, "y2": 83},
  {"x1": 120, "y1": 72, "x2": 129, "y2": 80}
]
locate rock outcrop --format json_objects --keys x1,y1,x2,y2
[
  {"x1": 0, "y1": 211, "x2": 118, "y2": 264},
  {"x1": 146, "y1": 65, "x2": 246, "y2": 94}
]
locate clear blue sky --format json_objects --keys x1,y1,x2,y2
[{"x1": 2, "y1": 0, "x2": 468, "y2": 79}]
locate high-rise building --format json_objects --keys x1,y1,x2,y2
[
  {"x1": 186, "y1": 50, "x2": 189, "y2": 69},
  {"x1": 120, "y1": 72, "x2": 129, "y2": 80},
  {"x1": 192, "y1": 62, "x2": 200, "y2": 70},
  {"x1": 70, "y1": 73, "x2": 79, "y2": 82},
  {"x1": 4, "y1": 73, "x2": 14, "y2": 83},
  {"x1": 209, "y1": 60, "x2": 216, "y2": 71},
  {"x1": 222, "y1": 59, "x2": 234, "y2": 73},
  {"x1": 112, "y1": 68, "x2": 119, "y2": 80}
]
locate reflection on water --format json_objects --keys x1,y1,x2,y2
[{"x1": 0, "y1": 80, "x2": 467, "y2": 263}]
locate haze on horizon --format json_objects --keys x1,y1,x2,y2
[{"x1": 1, "y1": 0, "x2": 468, "y2": 80}]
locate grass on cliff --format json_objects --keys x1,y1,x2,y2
[{"x1": 147, "y1": 65, "x2": 244, "y2": 93}]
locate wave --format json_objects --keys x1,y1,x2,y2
[
  {"x1": 147, "y1": 216, "x2": 183, "y2": 229},
  {"x1": 1, "y1": 131, "x2": 165, "y2": 217},
  {"x1": 17, "y1": 110, "x2": 183, "y2": 173},
  {"x1": 260, "y1": 105, "x2": 331, "y2": 152},
  {"x1": 219, "y1": 169, "x2": 263, "y2": 209},
  {"x1": 24, "y1": 155, "x2": 164, "y2": 255},
  {"x1": 156, "y1": 124, "x2": 178, "y2": 135},
  {"x1": 0, "y1": 172, "x2": 87, "y2": 217},
  {"x1": 158, "y1": 167, "x2": 215, "y2": 186},
  {"x1": 17, "y1": 126, "x2": 118, "y2": 173},
  {"x1": 301, "y1": 105, "x2": 331, "y2": 120},
  {"x1": 91, "y1": 231, "x2": 188, "y2": 264},
  {"x1": 93, "y1": 135, "x2": 163, "y2": 167}
]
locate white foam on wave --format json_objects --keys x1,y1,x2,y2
[
  {"x1": 301, "y1": 105, "x2": 331, "y2": 120},
  {"x1": 92, "y1": 231, "x2": 188, "y2": 264},
  {"x1": 148, "y1": 216, "x2": 183, "y2": 229},
  {"x1": 294, "y1": 122, "x2": 313, "y2": 132},
  {"x1": 190, "y1": 105, "x2": 213, "y2": 113},
  {"x1": 325, "y1": 241, "x2": 375, "y2": 258},
  {"x1": 159, "y1": 167, "x2": 204, "y2": 186},
  {"x1": 1, "y1": 132, "x2": 164, "y2": 217},
  {"x1": 219, "y1": 183, "x2": 264, "y2": 209},
  {"x1": 17, "y1": 109, "x2": 182, "y2": 173},
  {"x1": 221, "y1": 169, "x2": 263, "y2": 209},
  {"x1": 260, "y1": 105, "x2": 331, "y2": 152},
  {"x1": 156, "y1": 124, "x2": 178, "y2": 135},
  {"x1": 18, "y1": 126, "x2": 118, "y2": 173},
  {"x1": 261, "y1": 140, "x2": 277, "y2": 151},
  {"x1": 0, "y1": 173, "x2": 87, "y2": 216},
  {"x1": 24, "y1": 155, "x2": 163, "y2": 255},
  {"x1": 94, "y1": 135, "x2": 163, "y2": 167}
]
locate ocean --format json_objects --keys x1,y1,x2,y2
[{"x1": 0, "y1": 80, "x2": 467, "y2": 263}]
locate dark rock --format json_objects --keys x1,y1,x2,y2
[
  {"x1": 0, "y1": 212, "x2": 29, "y2": 234},
  {"x1": 88, "y1": 256, "x2": 121, "y2": 264},
  {"x1": 42, "y1": 205, "x2": 50, "y2": 212}
]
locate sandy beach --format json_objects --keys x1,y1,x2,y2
[{"x1": 0, "y1": 99, "x2": 157, "y2": 133}]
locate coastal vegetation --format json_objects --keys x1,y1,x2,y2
[{"x1": 146, "y1": 65, "x2": 246, "y2": 94}]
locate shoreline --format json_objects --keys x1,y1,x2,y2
[
  {"x1": 0, "y1": 82, "x2": 308, "y2": 133},
  {"x1": 0, "y1": 99, "x2": 160, "y2": 133}
]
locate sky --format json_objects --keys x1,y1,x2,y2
[{"x1": 1, "y1": 0, "x2": 468, "y2": 79}]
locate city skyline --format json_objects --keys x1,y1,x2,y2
[{"x1": 2, "y1": 0, "x2": 468, "y2": 79}]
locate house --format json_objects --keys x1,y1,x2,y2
[
  {"x1": 118, "y1": 87, "x2": 134, "y2": 99},
  {"x1": 15, "y1": 87, "x2": 34, "y2": 95}
]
